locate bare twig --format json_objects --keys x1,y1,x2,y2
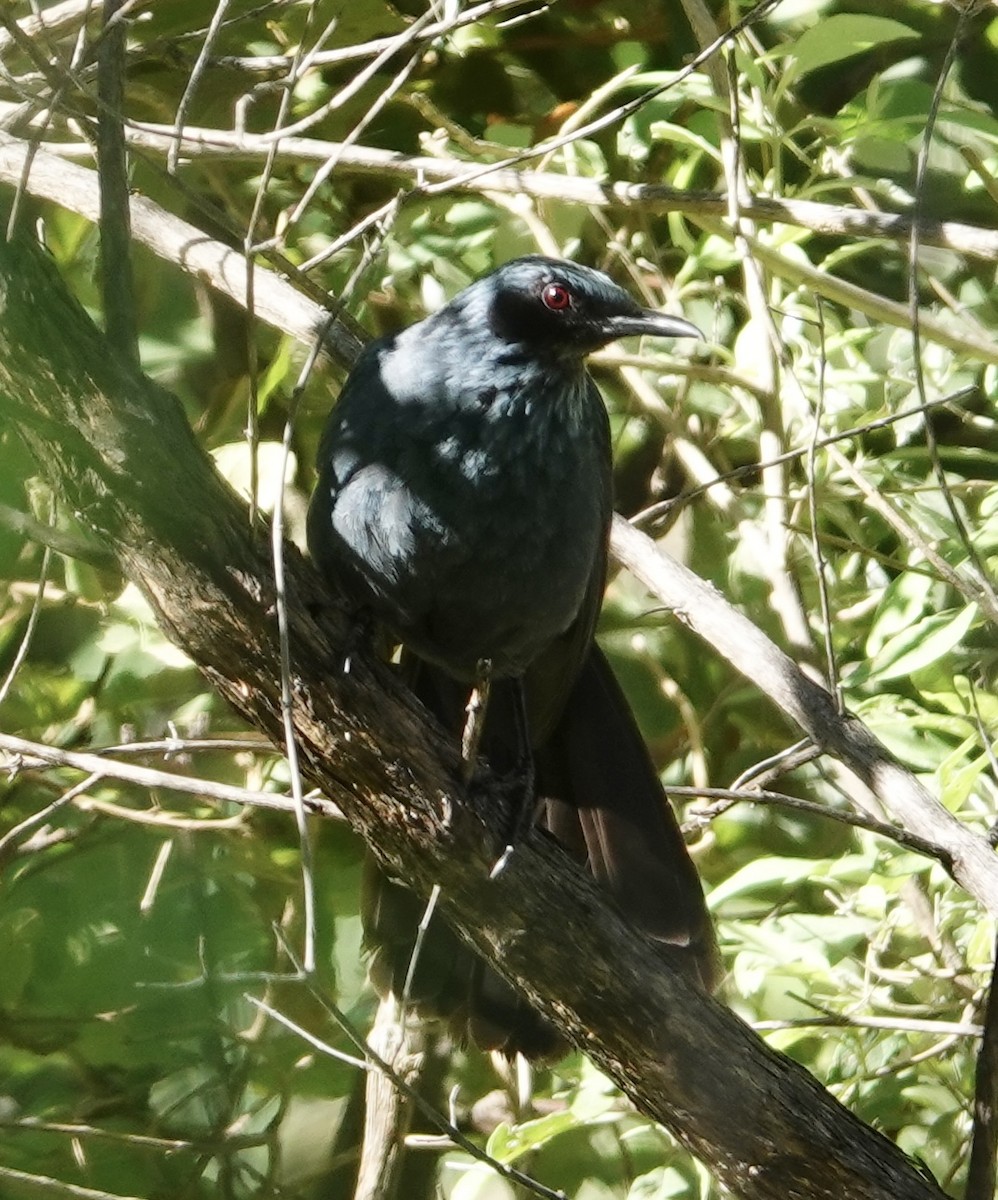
[
  {"x1": 167, "y1": 0, "x2": 231, "y2": 174},
  {"x1": 631, "y1": 387, "x2": 976, "y2": 531},
  {"x1": 0, "y1": 0, "x2": 105, "y2": 58},
  {"x1": 806, "y1": 301, "x2": 841, "y2": 706},
  {"x1": 0, "y1": 1164, "x2": 145, "y2": 1200},
  {"x1": 0, "y1": 541, "x2": 51, "y2": 710},
  {"x1": 677, "y1": 785, "x2": 950, "y2": 863},
  {"x1": 906, "y1": 6, "x2": 998, "y2": 620},
  {"x1": 117, "y1": 124, "x2": 998, "y2": 264},
  {"x1": 0, "y1": 773, "x2": 97, "y2": 866},
  {"x1": 3, "y1": 131, "x2": 997, "y2": 371},
  {"x1": 753, "y1": 1015, "x2": 982, "y2": 1038},
  {"x1": 827, "y1": 443, "x2": 998, "y2": 626},
  {"x1": 0, "y1": 730, "x2": 339, "y2": 819},
  {"x1": 251, "y1": 994, "x2": 566, "y2": 1200},
  {"x1": 208, "y1": 0, "x2": 545, "y2": 73}
]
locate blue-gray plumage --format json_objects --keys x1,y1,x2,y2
[
  {"x1": 308, "y1": 257, "x2": 699, "y2": 685},
  {"x1": 308, "y1": 256, "x2": 716, "y2": 1056}
]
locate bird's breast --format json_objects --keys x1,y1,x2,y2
[
  {"x1": 313, "y1": 361, "x2": 609, "y2": 680},
  {"x1": 393, "y1": 393, "x2": 604, "y2": 676}
]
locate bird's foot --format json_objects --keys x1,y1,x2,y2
[
  {"x1": 488, "y1": 756, "x2": 537, "y2": 878},
  {"x1": 341, "y1": 610, "x2": 376, "y2": 675}
]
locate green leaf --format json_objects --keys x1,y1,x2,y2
[
  {"x1": 787, "y1": 15, "x2": 919, "y2": 78},
  {"x1": 485, "y1": 1109, "x2": 580, "y2": 1162},
  {"x1": 450, "y1": 1161, "x2": 517, "y2": 1200},
  {"x1": 865, "y1": 603, "x2": 978, "y2": 683}
]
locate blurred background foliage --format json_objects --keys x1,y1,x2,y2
[{"x1": 0, "y1": 0, "x2": 996, "y2": 1197}]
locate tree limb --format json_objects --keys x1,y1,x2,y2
[
  {"x1": 0, "y1": 235, "x2": 950, "y2": 1200},
  {"x1": 121, "y1": 122, "x2": 998, "y2": 264},
  {"x1": 1, "y1": 130, "x2": 995, "y2": 913}
]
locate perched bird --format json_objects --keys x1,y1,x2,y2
[{"x1": 308, "y1": 256, "x2": 717, "y2": 1056}]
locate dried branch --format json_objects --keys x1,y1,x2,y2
[
  {"x1": 5, "y1": 126, "x2": 995, "y2": 367},
  {"x1": 94, "y1": 0, "x2": 138, "y2": 368},
  {"x1": 120, "y1": 122, "x2": 998, "y2": 264},
  {"x1": 0, "y1": 730, "x2": 330, "y2": 818},
  {"x1": 611, "y1": 515, "x2": 998, "y2": 917}
]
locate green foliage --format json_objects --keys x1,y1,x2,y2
[{"x1": 1, "y1": 0, "x2": 996, "y2": 1197}]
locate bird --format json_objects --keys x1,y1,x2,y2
[{"x1": 307, "y1": 255, "x2": 718, "y2": 1057}]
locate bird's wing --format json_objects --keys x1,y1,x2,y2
[{"x1": 521, "y1": 375, "x2": 613, "y2": 743}]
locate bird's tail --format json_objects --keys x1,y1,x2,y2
[
  {"x1": 360, "y1": 645, "x2": 717, "y2": 1059},
  {"x1": 536, "y1": 646, "x2": 718, "y2": 986}
]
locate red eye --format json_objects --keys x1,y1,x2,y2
[{"x1": 542, "y1": 282, "x2": 572, "y2": 311}]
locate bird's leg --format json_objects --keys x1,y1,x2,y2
[
  {"x1": 341, "y1": 608, "x2": 377, "y2": 675},
  {"x1": 460, "y1": 658, "x2": 493, "y2": 783},
  {"x1": 490, "y1": 679, "x2": 537, "y2": 878}
]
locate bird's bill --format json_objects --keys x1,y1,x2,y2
[{"x1": 605, "y1": 311, "x2": 703, "y2": 342}]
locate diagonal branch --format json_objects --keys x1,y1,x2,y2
[
  {"x1": 612, "y1": 516, "x2": 998, "y2": 916},
  {"x1": 1, "y1": 132, "x2": 995, "y2": 918},
  {"x1": 0, "y1": 233, "x2": 950, "y2": 1200}
]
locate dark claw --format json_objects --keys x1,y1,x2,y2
[{"x1": 489, "y1": 753, "x2": 537, "y2": 877}]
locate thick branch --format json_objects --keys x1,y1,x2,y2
[
  {"x1": 0, "y1": 237, "x2": 949, "y2": 1200},
  {"x1": 967, "y1": 933, "x2": 998, "y2": 1200},
  {"x1": 0, "y1": 134, "x2": 365, "y2": 366},
  {"x1": 1, "y1": 134, "x2": 993, "y2": 910}
]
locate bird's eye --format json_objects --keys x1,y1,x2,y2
[{"x1": 541, "y1": 282, "x2": 572, "y2": 311}]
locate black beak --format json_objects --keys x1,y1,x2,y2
[{"x1": 605, "y1": 310, "x2": 702, "y2": 342}]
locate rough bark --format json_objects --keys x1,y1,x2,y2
[{"x1": 0, "y1": 236, "x2": 948, "y2": 1200}]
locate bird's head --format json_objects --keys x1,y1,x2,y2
[{"x1": 465, "y1": 255, "x2": 701, "y2": 359}]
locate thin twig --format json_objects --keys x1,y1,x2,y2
[
  {"x1": 0, "y1": 541, "x2": 51, "y2": 709},
  {"x1": 0, "y1": 0, "x2": 106, "y2": 58},
  {"x1": 95, "y1": 0, "x2": 139, "y2": 369},
  {"x1": 827, "y1": 443, "x2": 998, "y2": 626},
  {"x1": 0, "y1": 773, "x2": 97, "y2": 866},
  {"x1": 0, "y1": 730, "x2": 340, "y2": 818},
  {"x1": 807, "y1": 298, "x2": 841, "y2": 708},
  {"x1": 906, "y1": 7, "x2": 998, "y2": 618},
  {"x1": 752, "y1": 1015, "x2": 982, "y2": 1038},
  {"x1": 209, "y1": 0, "x2": 544, "y2": 73},
  {"x1": 167, "y1": 0, "x2": 231, "y2": 174},
  {"x1": 632, "y1": 388, "x2": 975, "y2": 532},
  {"x1": 248, "y1": 3, "x2": 333, "y2": 979},
  {"x1": 248, "y1": 990, "x2": 569, "y2": 1200},
  {"x1": 287, "y1": 30, "x2": 431, "y2": 232},
  {"x1": 0, "y1": 1164, "x2": 146, "y2": 1200},
  {"x1": 116, "y1": 123, "x2": 998, "y2": 264},
  {"x1": 676, "y1": 785, "x2": 950, "y2": 863}
]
